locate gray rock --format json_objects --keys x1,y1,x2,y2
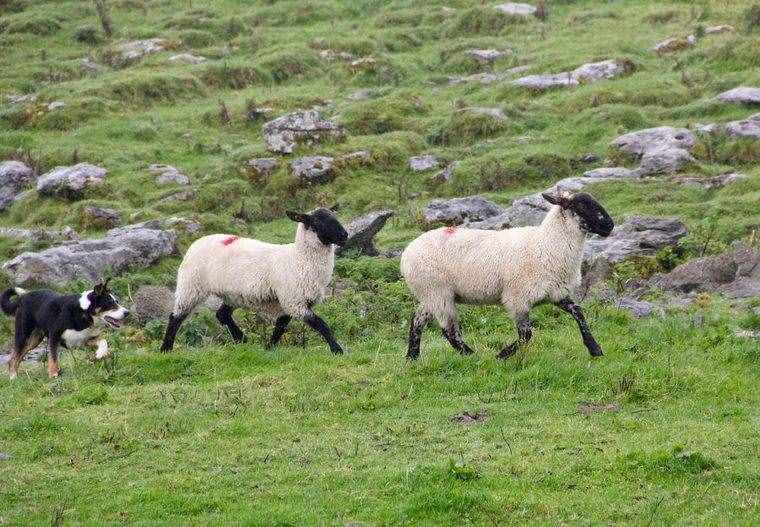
[
  {"x1": 736, "y1": 329, "x2": 760, "y2": 339},
  {"x1": 585, "y1": 216, "x2": 688, "y2": 264},
  {"x1": 36, "y1": 163, "x2": 107, "y2": 199},
  {"x1": 347, "y1": 89, "x2": 376, "y2": 101},
  {"x1": 246, "y1": 158, "x2": 279, "y2": 179},
  {"x1": 674, "y1": 172, "x2": 746, "y2": 190},
  {"x1": 612, "y1": 127, "x2": 695, "y2": 176},
  {"x1": 158, "y1": 188, "x2": 195, "y2": 203},
  {"x1": 149, "y1": 164, "x2": 189, "y2": 186},
  {"x1": 717, "y1": 87, "x2": 760, "y2": 105},
  {"x1": 704, "y1": 25, "x2": 734, "y2": 35},
  {"x1": 114, "y1": 38, "x2": 167, "y2": 66},
  {"x1": 47, "y1": 101, "x2": 65, "y2": 110},
  {"x1": 83, "y1": 206, "x2": 121, "y2": 228},
  {"x1": 164, "y1": 216, "x2": 202, "y2": 234},
  {"x1": 263, "y1": 110, "x2": 344, "y2": 154},
  {"x1": 132, "y1": 285, "x2": 175, "y2": 324},
  {"x1": 168, "y1": 53, "x2": 206, "y2": 65},
  {"x1": 725, "y1": 113, "x2": 760, "y2": 139},
  {"x1": 494, "y1": 2, "x2": 536, "y2": 16},
  {"x1": 319, "y1": 49, "x2": 355, "y2": 62},
  {"x1": 583, "y1": 167, "x2": 637, "y2": 179},
  {"x1": 432, "y1": 162, "x2": 458, "y2": 183},
  {"x1": 0, "y1": 161, "x2": 35, "y2": 211},
  {"x1": 466, "y1": 49, "x2": 510, "y2": 65},
  {"x1": 246, "y1": 106, "x2": 273, "y2": 121},
  {"x1": 2, "y1": 221, "x2": 177, "y2": 286},
  {"x1": 6, "y1": 93, "x2": 37, "y2": 105},
  {"x1": 457, "y1": 106, "x2": 507, "y2": 120},
  {"x1": 650, "y1": 243, "x2": 759, "y2": 299},
  {"x1": 337, "y1": 150, "x2": 372, "y2": 165},
  {"x1": 337, "y1": 210, "x2": 394, "y2": 256},
  {"x1": 423, "y1": 196, "x2": 505, "y2": 226},
  {"x1": 409, "y1": 155, "x2": 439, "y2": 172},
  {"x1": 653, "y1": 37, "x2": 693, "y2": 54},
  {"x1": 0, "y1": 226, "x2": 79, "y2": 243},
  {"x1": 616, "y1": 297, "x2": 656, "y2": 318},
  {"x1": 512, "y1": 60, "x2": 627, "y2": 90},
  {"x1": 80, "y1": 57, "x2": 105, "y2": 74},
  {"x1": 291, "y1": 156, "x2": 334, "y2": 183},
  {"x1": 0, "y1": 452, "x2": 8, "y2": 461}
]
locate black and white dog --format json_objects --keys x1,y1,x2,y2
[{"x1": 1, "y1": 281, "x2": 129, "y2": 379}]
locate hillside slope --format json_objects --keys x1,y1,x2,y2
[{"x1": 1, "y1": 0, "x2": 759, "y2": 524}]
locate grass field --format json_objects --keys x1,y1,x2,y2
[{"x1": 1, "y1": 0, "x2": 759, "y2": 524}]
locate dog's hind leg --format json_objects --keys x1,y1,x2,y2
[
  {"x1": 8, "y1": 315, "x2": 42, "y2": 379},
  {"x1": 46, "y1": 331, "x2": 62, "y2": 378}
]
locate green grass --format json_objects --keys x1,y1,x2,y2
[{"x1": 1, "y1": 0, "x2": 760, "y2": 524}]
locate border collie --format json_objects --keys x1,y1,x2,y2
[{"x1": 1, "y1": 281, "x2": 129, "y2": 379}]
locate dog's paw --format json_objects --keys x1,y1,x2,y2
[{"x1": 95, "y1": 340, "x2": 110, "y2": 360}]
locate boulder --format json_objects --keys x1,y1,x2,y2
[
  {"x1": 47, "y1": 101, "x2": 65, "y2": 110},
  {"x1": 164, "y1": 216, "x2": 202, "y2": 234},
  {"x1": 158, "y1": 188, "x2": 195, "y2": 203},
  {"x1": 704, "y1": 25, "x2": 734, "y2": 35},
  {"x1": 650, "y1": 243, "x2": 760, "y2": 299},
  {"x1": 263, "y1": 110, "x2": 344, "y2": 154},
  {"x1": 291, "y1": 156, "x2": 334, "y2": 184},
  {"x1": 512, "y1": 60, "x2": 627, "y2": 90},
  {"x1": 611, "y1": 127, "x2": 695, "y2": 176},
  {"x1": 423, "y1": 196, "x2": 505, "y2": 226},
  {"x1": 2, "y1": 221, "x2": 177, "y2": 286},
  {"x1": 83, "y1": 205, "x2": 122, "y2": 228},
  {"x1": 114, "y1": 38, "x2": 167, "y2": 66},
  {"x1": 337, "y1": 210, "x2": 394, "y2": 256},
  {"x1": 132, "y1": 285, "x2": 175, "y2": 324},
  {"x1": 494, "y1": 2, "x2": 536, "y2": 16},
  {"x1": 717, "y1": 87, "x2": 760, "y2": 105},
  {"x1": 409, "y1": 154, "x2": 439, "y2": 172},
  {"x1": 149, "y1": 164, "x2": 189, "y2": 186},
  {"x1": 319, "y1": 49, "x2": 355, "y2": 62},
  {"x1": 80, "y1": 57, "x2": 105, "y2": 74},
  {"x1": 583, "y1": 167, "x2": 636, "y2": 179},
  {"x1": 465, "y1": 49, "x2": 509, "y2": 65},
  {"x1": 653, "y1": 37, "x2": 693, "y2": 54},
  {"x1": 674, "y1": 172, "x2": 746, "y2": 190},
  {"x1": 36, "y1": 163, "x2": 107, "y2": 199},
  {"x1": 725, "y1": 113, "x2": 760, "y2": 139},
  {"x1": 585, "y1": 216, "x2": 688, "y2": 264},
  {"x1": 246, "y1": 158, "x2": 279, "y2": 179},
  {"x1": 615, "y1": 297, "x2": 657, "y2": 318},
  {"x1": 0, "y1": 161, "x2": 35, "y2": 212},
  {"x1": 0, "y1": 227, "x2": 78, "y2": 243},
  {"x1": 168, "y1": 53, "x2": 206, "y2": 65}
]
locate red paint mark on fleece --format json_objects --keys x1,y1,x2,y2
[
  {"x1": 221, "y1": 236, "x2": 239, "y2": 246},
  {"x1": 443, "y1": 226, "x2": 457, "y2": 236}
]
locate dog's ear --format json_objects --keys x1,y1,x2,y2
[
  {"x1": 286, "y1": 210, "x2": 310, "y2": 225},
  {"x1": 94, "y1": 279, "x2": 109, "y2": 295},
  {"x1": 542, "y1": 192, "x2": 571, "y2": 209}
]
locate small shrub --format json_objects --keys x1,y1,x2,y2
[
  {"x1": 447, "y1": 7, "x2": 515, "y2": 36},
  {"x1": 74, "y1": 25, "x2": 101, "y2": 45},
  {"x1": 258, "y1": 48, "x2": 320, "y2": 83},
  {"x1": 428, "y1": 108, "x2": 507, "y2": 146},
  {"x1": 6, "y1": 13, "x2": 62, "y2": 35},
  {"x1": 180, "y1": 29, "x2": 215, "y2": 48},
  {"x1": 738, "y1": 311, "x2": 760, "y2": 331},
  {"x1": 200, "y1": 61, "x2": 269, "y2": 89},
  {"x1": 342, "y1": 95, "x2": 428, "y2": 135},
  {"x1": 744, "y1": 4, "x2": 760, "y2": 32},
  {"x1": 102, "y1": 73, "x2": 205, "y2": 104}
]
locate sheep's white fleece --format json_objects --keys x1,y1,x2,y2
[
  {"x1": 173, "y1": 224, "x2": 335, "y2": 318},
  {"x1": 400, "y1": 205, "x2": 586, "y2": 323}
]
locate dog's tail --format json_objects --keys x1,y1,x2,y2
[{"x1": 0, "y1": 287, "x2": 26, "y2": 316}]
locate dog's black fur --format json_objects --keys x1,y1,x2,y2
[{"x1": 1, "y1": 282, "x2": 128, "y2": 378}]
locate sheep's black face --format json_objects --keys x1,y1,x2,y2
[
  {"x1": 569, "y1": 193, "x2": 614, "y2": 237},
  {"x1": 287, "y1": 208, "x2": 348, "y2": 246}
]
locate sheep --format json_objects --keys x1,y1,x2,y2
[
  {"x1": 400, "y1": 191, "x2": 614, "y2": 360},
  {"x1": 160, "y1": 208, "x2": 348, "y2": 354}
]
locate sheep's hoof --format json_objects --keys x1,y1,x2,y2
[
  {"x1": 330, "y1": 345, "x2": 344, "y2": 355},
  {"x1": 406, "y1": 351, "x2": 419, "y2": 361},
  {"x1": 588, "y1": 347, "x2": 604, "y2": 357},
  {"x1": 497, "y1": 344, "x2": 518, "y2": 359}
]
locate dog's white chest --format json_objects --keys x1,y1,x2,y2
[{"x1": 62, "y1": 327, "x2": 98, "y2": 348}]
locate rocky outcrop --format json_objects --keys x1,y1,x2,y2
[
  {"x1": 653, "y1": 36, "x2": 694, "y2": 54},
  {"x1": 512, "y1": 60, "x2": 628, "y2": 90},
  {"x1": 0, "y1": 161, "x2": 35, "y2": 211},
  {"x1": 83, "y1": 206, "x2": 122, "y2": 228},
  {"x1": 113, "y1": 38, "x2": 167, "y2": 66},
  {"x1": 612, "y1": 126, "x2": 695, "y2": 176},
  {"x1": 717, "y1": 87, "x2": 760, "y2": 105},
  {"x1": 649, "y1": 243, "x2": 759, "y2": 299},
  {"x1": 337, "y1": 210, "x2": 394, "y2": 257},
  {"x1": 494, "y1": 2, "x2": 536, "y2": 16},
  {"x1": 0, "y1": 226, "x2": 78, "y2": 243},
  {"x1": 409, "y1": 155, "x2": 439, "y2": 172},
  {"x1": 291, "y1": 156, "x2": 334, "y2": 183},
  {"x1": 36, "y1": 163, "x2": 107, "y2": 199},
  {"x1": 423, "y1": 196, "x2": 505, "y2": 226},
  {"x1": 149, "y1": 164, "x2": 189, "y2": 186},
  {"x1": 246, "y1": 158, "x2": 279, "y2": 179},
  {"x1": 263, "y1": 110, "x2": 344, "y2": 154},
  {"x1": 585, "y1": 217, "x2": 688, "y2": 264},
  {"x1": 466, "y1": 49, "x2": 510, "y2": 65},
  {"x1": 168, "y1": 53, "x2": 206, "y2": 65},
  {"x1": 674, "y1": 172, "x2": 746, "y2": 190},
  {"x1": 725, "y1": 113, "x2": 760, "y2": 140},
  {"x1": 2, "y1": 221, "x2": 177, "y2": 286}
]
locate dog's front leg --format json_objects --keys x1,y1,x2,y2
[
  {"x1": 94, "y1": 338, "x2": 109, "y2": 359},
  {"x1": 47, "y1": 332, "x2": 62, "y2": 378}
]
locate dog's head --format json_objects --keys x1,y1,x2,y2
[{"x1": 79, "y1": 280, "x2": 130, "y2": 328}]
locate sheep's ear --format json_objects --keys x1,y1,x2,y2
[
  {"x1": 286, "y1": 210, "x2": 310, "y2": 225},
  {"x1": 542, "y1": 193, "x2": 570, "y2": 208}
]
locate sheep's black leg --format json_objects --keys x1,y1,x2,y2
[
  {"x1": 303, "y1": 311, "x2": 343, "y2": 355},
  {"x1": 268, "y1": 315, "x2": 291, "y2": 348},
  {"x1": 555, "y1": 299, "x2": 603, "y2": 357},
  {"x1": 160, "y1": 313, "x2": 187, "y2": 352},
  {"x1": 497, "y1": 314, "x2": 532, "y2": 359},
  {"x1": 407, "y1": 308, "x2": 431, "y2": 360},
  {"x1": 442, "y1": 323, "x2": 474, "y2": 356},
  {"x1": 216, "y1": 304, "x2": 246, "y2": 343}
]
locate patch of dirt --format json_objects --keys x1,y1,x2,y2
[
  {"x1": 451, "y1": 410, "x2": 488, "y2": 424},
  {"x1": 578, "y1": 402, "x2": 619, "y2": 416}
]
